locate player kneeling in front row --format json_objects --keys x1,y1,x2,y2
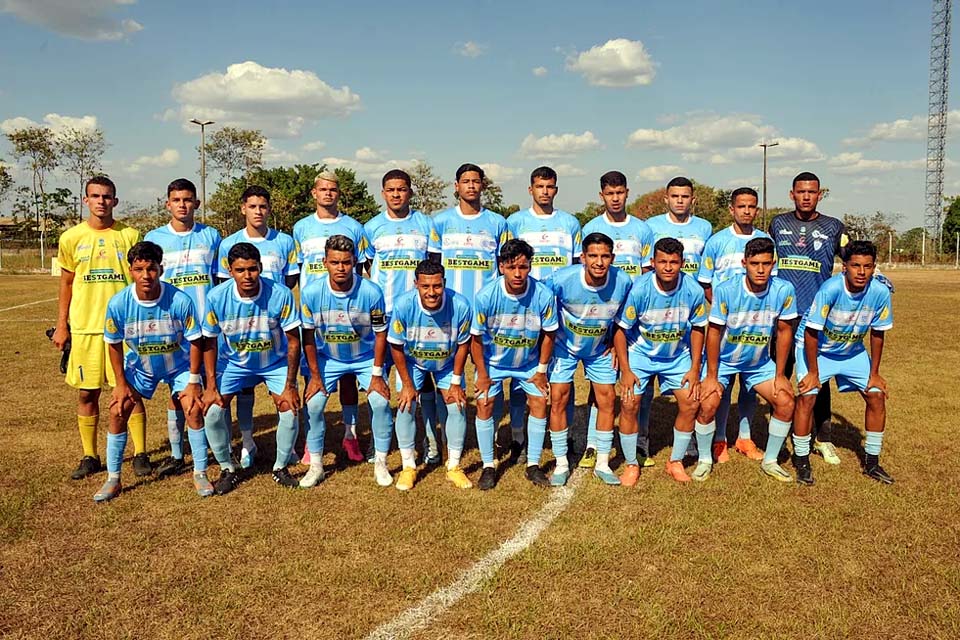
[
  {"x1": 201, "y1": 242, "x2": 302, "y2": 494},
  {"x1": 792, "y1": 240, "x2": 894, "y2": 485},
  {"x1": 546, "y1": 232, "x2": 632, "y2": 486},
  {"x1": 300, "y1": 235, "x2": 394, "y2": 488},
  {"x1": 389, "y1": 260, "x2": 473, "y2": 490},
  {"x1": 98, "y1": 241, "x2": 211, "y2": 501},
  {"x1": 614, "y1": 238, "x2": 709, "y2": 483},
  {"x1": 697, "y1": 238, "x2": 799, "y2": 482},
  {"x1": 472, "y1": 239, "x2": 559, "y2": 490}
]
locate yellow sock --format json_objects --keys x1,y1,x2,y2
[
  {"x1": 78, "y1": 414, "x2": 98, "y2": 458},
  {"x1": 129, "y1": 412, "x2": 147, "y2": 455}
]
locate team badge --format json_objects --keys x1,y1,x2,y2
[
  {"x1": 705, "y1": 257, "x2": 714, "y2": 270},
  {"x1": 879, "y1": 306, "x2": 889, "y2": 321},
  {"x1": 106, "y1": 318, "x2": 117, "y2": 334},
  {"x1": 625, "y1": 306, "x2": 637, "y2": 321},
  {"x1": 392, "y1": 319, "x2": 404, "y2": 335},
  {"x1": 821, "y1": 304, "x2": 830, "y2": 319},
  {"x1": 784, "y1": 295, "x2": 793, "y2": 309},
  {"x1": 206, "y1": 311, "x2": 218, "y2": 326},
  {"x1": 719, "y1": 301, "x2": 727, "y2": 315},
  {"x1": 185, "y1": 316, "x2": 196, "y2": 331}
]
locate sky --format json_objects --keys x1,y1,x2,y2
[{"x1": 0, "y1": 0, "x2": 957, "y2": 229}]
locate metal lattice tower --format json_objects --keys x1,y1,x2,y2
[{"x1": 927, "y1": 0, "x2": 952, "y2": 251}]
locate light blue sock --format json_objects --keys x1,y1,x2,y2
[
  {"x1": 638, "y1": 385, "x2": 654, "y2": 454},
  {"x1": 167, "y1": 409, "x2": 185, "y2": 459},
  {"x1": 274, "y1": 410, "x2": 298, "y2": 470},
  {"x1": 738, "y1": 386, "x2": 757, "y2": 440},
  {"x1": 203, "y1": 404, "x2": 235, "y2": 471},
  {"x1": 476, "y1": 416, "x2": 496, "y2": 466},
  {"x1": 106, "y1": 431, "x2": 127, "y2": 475},
  {"x1": 695, "y1": 421, "x2": 716, "y2": 462},
  {"x1": 510, "y1": 389, "x2": 527, "y2": 443},
  {"x1": 550, "y1": 428, "x2": 569, "y2": 460},
  {"x1": 395, "y1": 401, "x2": 417, "y2": 451},
  {"x1": 596, "y1": 428, "x2": 614, "y2": 456},
  {"x1": 420, "y1": 391, "x2": 439, "y2": 450},
  {"x1": 670, "y1": 428, "x2": 693, "y2": 462},
  {"x1": 865, "y1": 431, "x2": 884, "y2": 456},
  {"x1": 444, "y1": 402, "x2": 466, "y2": 458},
  {"x1": 368, "y1": 392, "x2": 393, "y2": 454},
  {"x1": 620, "y1": 432, "x2": 638, "y2": 466},
  {"x1": 587, "y1": 404, "x2": 599, "y2": 449},
  {"x1": 525, "y1": 415, "x2": 547, "y2": 467},
  {"x1": 237, "y1": 391, "x2": 255, "y2": 436},
  {"x1": 305, "y1": 392, "x2": 330, "y2": 456},
  {"x1": 793, "y1": 433, "x2": 811, "y2": 457},
  {"x1": 342, "y1": 404, "x2": 358, "y2": 438},
  {"x1": 186, "y1": 427, "x2": 209, "y2": 473},
  {"x1": 715, "y1": 386, "x2": 732, "y2": 444},
  {"x1": 764, "y1": 417, "x2": 792, "y2": 464}
]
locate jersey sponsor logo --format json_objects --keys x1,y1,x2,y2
[
  {"x1": 779, "y1": 257, "x2": 821, "y2": 272},
  {"x1": 681, "y1": 260, "x2": 699, "y2": 274},
  {"x1": 306, "y1": 262, "x2": 327, "y2": 274},
  {"x1": 642, "y1": 328, "x2": 684, "y2": 343},
  {"x1": 823, "y1": 327, "x2": 864, "y2": 344},
  {"x1": 564, "y1": 318, "x2": 607, "y2": 337},
  {"x1": 618, "y1": 264, "x2": 641, "y2": 275},
  {"x1": 379, "y1": 258, "x2": 420, "y2": 270},
  {"x1": 409, "y1": 347, "x2": 452, "y2": 360},
  {"x1": 492, "y1": 335, "x2": 537, "y2": 349},
  {"x1": 231, "y1": 338, "x2": 275, "y2": 352},
  {"x1": 82, "y1": 270, "x2": 125, "y2": 283},
  {"x1": 323, "y1": 331, "x2": 359, "y2": 344},
  {"x1": 444, "y1": 257, "x2": 493, "y2": 270},
  {"x1": 137, "y1": 341, "x2": 181, "y2": 355},
  {"x1": 168, "y1": 273, "x2": 211, "y2": 287},
  {"x1": 531, "y1": 255, "x2": 567, "y2": 266},
  {"x1": 726, "y1": 332, "x2": 768, "y2": 346}
]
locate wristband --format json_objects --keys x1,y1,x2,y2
[
  {"x1": 372, "y1": 365, "x2": 384, "y2": 376},
  {"x1": 536, "y1": 363, "x2": 548, "y2": 374},
  {"x1": 188, "y1": 373, "x2": 202, "y2": 385},
  {"x1": 451, "y1": 374, "x2": 462, "y2": 384}
]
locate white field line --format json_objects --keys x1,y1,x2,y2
[
  {"x1": 0, "y1": 297, "x2": 57, "y2": 313},
  {"x1": 364, "y1": 469, "x2": 585, "y2": 640}
]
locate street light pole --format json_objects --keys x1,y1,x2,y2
[
  {"x1": 758, "y1": 141, "x2": 779, "y2": 229},
  {"x1": 190, "y1": 119, "x2": 215, "y2": 223}
]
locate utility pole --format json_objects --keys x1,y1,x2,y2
[
  {"x1": 758, "y1": 141, "x2": 779, "y2": 229},
  {"x1": 190, "y1": 119, "x2": 215, "y2": 223}
]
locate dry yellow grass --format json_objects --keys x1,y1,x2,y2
[{"x1": 1, "y1": 270, "x2": 959, "y2": 639}]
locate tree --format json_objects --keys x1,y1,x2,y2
[
  {"x1": 842, "y1": 211, "x2": 899, "y2": 254},
  {"x1": 0, "y1": 162, "x2": 13, "y2": 209},
  {"x1": 627, "y1": 181, "x2": 732, "y2": 232},
  {"x1": 57, "y1": 127, "x2": 106, "y2": 220},
  {"x1": 896, "y1": 227, "x2": 925, "y2": 261},
  {"x1": 6, "y1": 126, "x2": 59, "y2": 263},
  {"x1": 942, "y1": 195, "x2": 960, "y2": 246},
  {"x1": 450, "y1": 175, "x2": 506, "y2": 214},
  {"x1": 574, "y1": 201, "x2": 604, "y2": 227},
  {"x1": 203, "y1": 127, "x2": 265, "y2": 181},
  {"x1": 409, "y1": 161, "x2": 448, "y2": 214},
  {"x1": 118, "y1": 199, "x2": 168, "y2": 236},
  {"x1": 334, "y1": 167, "x2": 379, "y2": 225}
]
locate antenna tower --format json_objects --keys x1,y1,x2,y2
[{"x1": 927, "y1": 0, "x2": 952, "y2": 251}]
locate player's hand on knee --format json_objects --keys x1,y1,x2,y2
[
  {"x1": 443, "y1": 384, "x2": 467, "y2": 411},
  {"x1": 202, "y1": 387, "x2": 224, "y2": 414},
  {"x1": 397, "y1": 384, "x2": 417, "y2": 414},
  {"x1": 529, "y1": 372, "x2": 549, "y2": 398},
  {"x1": 278, "y1": 385, "x2": 300, "y2": 414},
  {"x1": 866, "y1": 373, "x2": 888, "y2": 398},
  {"x1": 368, "y1": 375, "x2": 390, "y2": 402},
  {"x1": 681, "y1": 371, "x2": 701, "y2": 401},
  {"x1": 797, "y1": 372, "x2": 821, "y2": 395},
  {"x1": 304, "y1": 377, "x2": 327, "y2": 403},
  {"x1": 773, "y1": 375, "x2": 794, "y2": 401}
]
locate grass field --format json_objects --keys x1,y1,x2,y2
[{"x1": 2, "y1": 271, "x2": 959, "y2": 639}]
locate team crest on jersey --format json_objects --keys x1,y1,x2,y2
[
  {"x1": 280, "y1": 304, "x2": 291, "y2": 320},
  {"x1": 719, "y1": 301, "x2": 727, "y2": 315},
  {"x1": 206, "y1": 311, "x2": 218, "y2": 326},
  {"x1": 301, "y1": 304, "x2": 312, "y2": 319},
  {"x1": 784, "y1": 295, "x2": 793, "y2": 309},
  {"x1": 392, "y1": 319, "x2": 404, "y2": 335},
  {"x1": 106, "y1": 318, "x2": 118, "y2": 334},
  {"x1": 694, "y1": 303, "x2": 705, "y2": 317},
  {"x1": 704, "y1": 257, "x2": 714, "y2": 270},
  {"x1": 185, "y1": 316, "x2": 196, "y2": 331},
  {"x1": 477, "y1": 312, "x2": 486, "y2": 325},
  {"x1": 821, "y1": 304, "x2": 830, "y2": 319},
  {"x1": 879, "y1": 306, "x2": 889, "y2": 321}
]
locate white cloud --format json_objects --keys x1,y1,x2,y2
[
  {"x1": 128, "y1": 148, "x2": 179, "y2": 173},
  {"x1": 1, "y1": 0, "x2": 142, "y2": 41},
  {"x1": 532, "y1": 66, "x2": 548, "y2": 77},
  {"x1": 169, "y1": 61, "x2": 362, "y2": 138},
  {"x1": 842, "y1": 109, "x2": 960, "y2": 146},
  {"x1": 301, "y1": 140, "x2": 326, "y2": 152},
  {"x1": 827, "y1": 152, "x2": 925, "y2": 175},
  {"x1": 354, "y1": 146, "x2": 385, "y2": 162},
  {"x1": 454, "y1": 41, "x2": 485, "y2": 58},
  {"x1": 636, "y1": 165, "x2": 683, "y2": 183},
  {"x1": 478, "y1": 163, "x2": 523, "y2": 183},
  {"x1": 262, "y1": 141, "x2": 298, "y2": 166},
  {"x1": 553, "y1": 163, "x2": 586, "y2": 177},
  {"x1": 1, "y1": 112, "x2": 98, "y2": 135},
  {"x1": 565, "y1": 38, "x2": 657, "y2": 87},
  {"x1": 321, "y1": 148, "x2": 416, "y2": 178},
  {"x1": 851, "y1": 176, "x2": 882, "y2": 186},
  {"x1": 519, "y1": 131, "x2": 601, "y2": 158}
]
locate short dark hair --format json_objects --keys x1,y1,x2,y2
[
  {"x1": 582, "y1": 232, "x2": 613, "y2": 252},
  {"x1": 415, "y1": 260, "x2": 445, "y2": 279},
  {"x1": 653, "y1": 237, "x2": 684, "y2": 258},
  {"x1": 325, "y1": 234, "x2": 356, "y2": 255},
  {"x1": 456, "y1": 163, "x2": 484, "y2": 181},
  {"x1": 530, "y1": 166, "x2": 557, "y2": 183},
  {"x1": 382, "y1": 169, "x2": 411, "y2": 188},
  {"x1": 499, "y1": 238, "x2": 534, "y2": 263},
  {"x1": 792, "y1": 171, "x2": 820, "y2": 188},
  {"x1": 600, "y1": 171, "x2": 627, "y2": 190},
  {"x1": 731, "y1": 187, "x2": 759, "y2": 203},
  {"x1": 127, "y1": 241, "x2": 163, "y2": 265},
  {"x1": 85, "y1": 175, "x2": 116, "y2": 197},
  {"x1": 744, "y1": 237, "x2": 775, "y2": 259},
  {"x1": 666, "y1": 176, "x2": 693, "y2": 190},
  {"x1": 227, "y1": 242, "x2": 261, "y2": 265},
  {"x1": 842, "y1": 239, "x2": 877, "y2": 262},
  {"x1": 241, "y1": 185, "x2": 271, "y2": 203},
  {"x1": 166, "y1": 178, "x2": 197, "y2": 198}
]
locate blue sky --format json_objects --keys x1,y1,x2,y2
[{"x1": 0, "y1": 0, "x2": 955, "y2": 228}]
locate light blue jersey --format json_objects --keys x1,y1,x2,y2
[
  {"x1": 616, "y1": 271, "x2": 709, "y2": 360},
  {"x1": 470, "y1": 276, "x2": 559, "y2": 370},
  {"x1": 800, "y1": 274, "x2": 893, "y2": 357},
  {"x1": 300, "y1": 275, "x2": 386, "y2": 363},
  {"x1": 709, "y1": 276, "x2": 798, "y2": 368},
  {"x1": 581, "y1": 213, "x2": 654, "y2": 279},
  {"x1": 293, "y1": 212, "x2": 373, "y2": 290},
  {"x1": 697, "y1": 226, "x2": 775, "y2": 287},
  {"x1": 364, "y1": 210, "x2": 441, "y2": 311},
  {"x1": 646, "y1": 214, "x2": 714, "y2": 275},
  {"x1": 202, "y1": 278, "x2": 300, "y2": 371},
  {"x1": 144, "y1": 223, "x2": 221, "y2": 315},
  {"x1": 217, "y1": 228, "x2": 298, "y2": 283},
  {"x1": 544, "y1": 265, "x2": 632, "y2": 358},
  {"x1": 506, "y1": 208, "x2": 582, "y2": 281},
  {"x1": 104, "y1": 282, "x2": 201, "y2": 378},
  {"x1": 432, "y1": 204, "x2": 510, "y2": 304},
  {"x1": 387, "y1": 289, "x2": 471, "y2": 372}
]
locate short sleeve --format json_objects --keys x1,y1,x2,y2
[
  {"x1": 870, "y1": 289, "x2": 894, "y2": 331},
  {"x1": 780, "y1": 284, "x2": 798, "y2": 320},
  {"x1": 278, "y1": 287, "x2": 301, "y2": 332},
  {"x1": 540, "y1": 289, "x2": 559, "y2": 332},
  {"x1": 456, "y1": 300, "x2": 472, "y2": 344},
  {"x1": 57, "y1": 233, "x2": 77, "y2": 272},
  {"x1": 283, "y1": 235, "x2": 300, "y2": 277},
  {"x1": 427, "y1": 221, "x2": 442, "y2": 254},
  {"x1": 571, "y1": 220, "x2": 583, "y2": 258},
  {"x1": 387, "y1": 304, "x2": 406, "y2": 345},
  {"x1": 708, "y1": 285, "x2": 729, "y2": 326},
  {"x1": 639, "y1": 222, "x2": 655, "y2": 267},
  {"x1": 690, "y1": 287, "x2": 709, "y2": 327},
  {"x1": 470, "y1": 292, "x2": 488, "y2": 336},
  {"x1": 180, "y1": 295, "x2": 203, "y2": 342},
  {"x1": 803, "y1": 285, "x2": 832, "y2": 332},
  {"x1": 615, "y1": 285, "x2": 640, "y2": 331},
  {"x1": 697, "y1": 240, "x2": 717, "y2": 284},
  {"x1": 369, "y1": 287, "x2": 387, "y2": 332},
  {"x1": 201, "y1": 302, "x2": 221, "y2": 338},
  {"x1": 103, "y1": 298, "x2": 124, "y2": 344}
]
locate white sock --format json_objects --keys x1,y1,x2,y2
[
  {"x1": 447, "y1": 449, "x2": 462, "y2": 470},
  {"x1": 400, "y1": 448, "x2": 416, "y2": 469},
  {"x1": 108, "y1": 471, "x2": 120, "y2": 480},
  {"x1": 554, "y1": 455, "x2": 569, "y2": 473},
  {"x1": 375, "y1": 451, "x2": 387, "y2": 464},
  {"x1": 596, "y1": 452, "x2": 611, "y2": 472},
  {"x1": 241, "y1": 432, "x2": 256, "y2": 451},
  {"x1": 310, "y1": 459, "x2": 323, "y2": 472}
]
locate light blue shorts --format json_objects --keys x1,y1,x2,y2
[
  {"x1": 628, "y1": 352, "x2": 694, "y2": 396},
  {"x1": 549, "y1": 348, "x2": 616, "y2": 385},
  {"x1": 394, "y1": 362, "x2": 463, "y2": 392},
  {"x1": 705, "y1": 359, "x2": 777, "y2": 392},
  {"x1": 311, "y1": 356, "x2": 388, "y2": 393},
  {"x1": 480, "y1": 361, "x2": 545, "y2": 399},
  {"x1": 125, "y1": 365, "x2": 192, "y2": 400},
  {"x1": 794, "y1": 346, "x2": 881, "y2": 396},
  {"x1": 219, "y1": 361, "x2": 289, "y2": 396}
]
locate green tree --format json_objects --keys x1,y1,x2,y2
[
  {"x1": 57, "y1": 127, "x2": 107, "y2": 220},
  {"x1": 409, "y1": 161, "x2": 448, "y2": 214},
  {"x1": 334, "y1": 167, "x2": 379, "y2": 225},
  {"x1": 6, "y1": 126, "x2": 60, "y2": 263},
  {"x1": 0, "y1": 162, "x2": 13, "y2": 208},
  {"x1": 942, "y1": 195, "x2": 960, "y2": 245},
  {"x1": 118, "y1": 199, "x2": 168, "y2": 236},
  {"x1": 896, "y1": 227, "x2": 925, "y2": 261},
  {"x1": 574, "y1": 201, "x2": 604, "y2": 227},
  {"x1": 450, "y1": 175, "x2": 506, "y2": 214},
  {"x1": 204, "y1": 127, "x2": 266, "y2": 181}
]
